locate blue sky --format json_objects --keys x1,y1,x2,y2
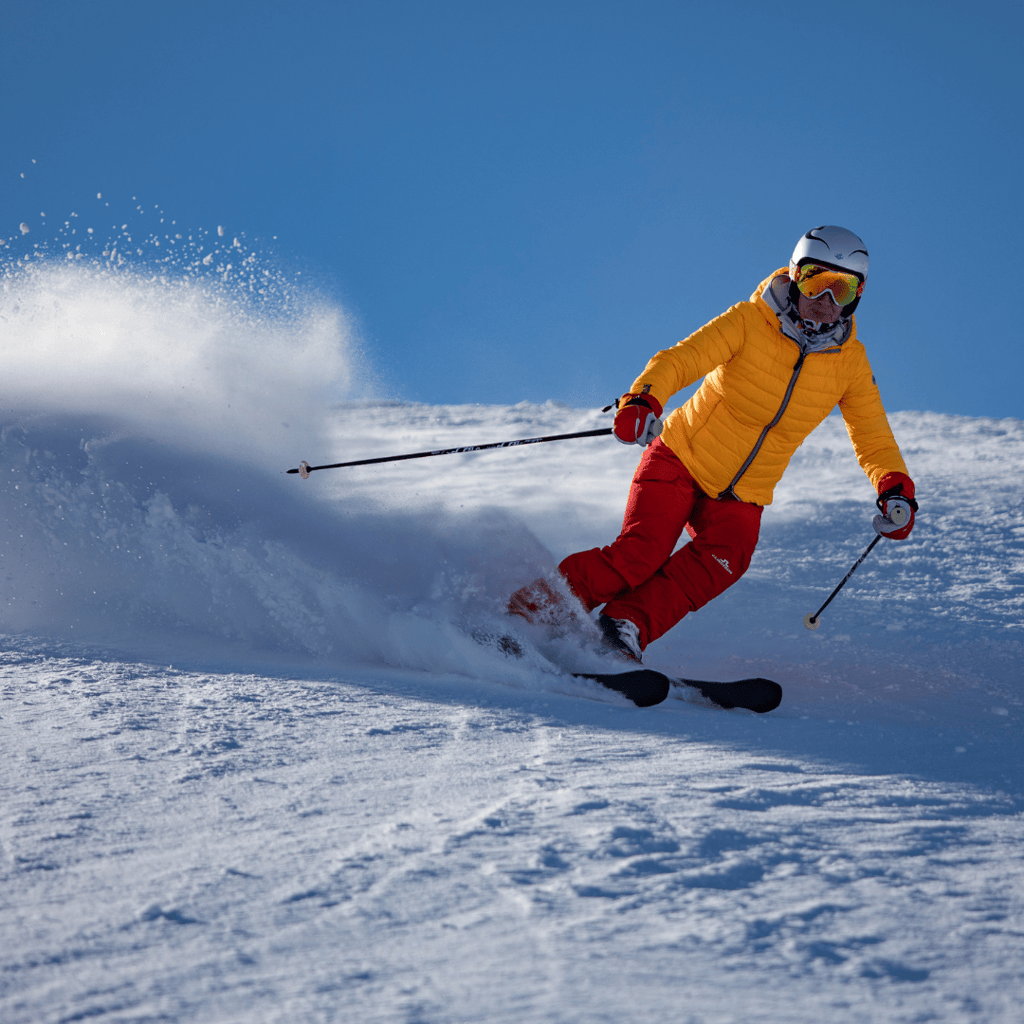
[{"x1": 2, "y1": 0, "x2": 1021, "y2": 418}]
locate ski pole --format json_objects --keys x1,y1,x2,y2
[
  {"x1": 287, "y1": 427, "x2": 612, "y2": 478},
  {"x1": 803, "y1": 534, "x2": 881, "y2": 630}
]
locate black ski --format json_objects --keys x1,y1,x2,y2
[
  {"x1": 670, "y1": 675, "x2": 782, "y2": 713},
  {"x1": 574, "y1": 670, "x2": 671, "y2": 707},
  {"x1": 575, "y1": 669, "x2": 782, "y2": 713},
  {"x1": 477, "y1": 631, "x2": 782, "y2": 713}
]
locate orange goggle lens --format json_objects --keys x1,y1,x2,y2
[{"x1": 793, "y1": 263, "x2": 863, "y2": 306}]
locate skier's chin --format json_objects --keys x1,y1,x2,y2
[
  {"x1": 805, "y1": 303, "x2": 841, "y2": 324},
  {"x1": 797, "y1": 293, "x2": 843, "y2": 324}
]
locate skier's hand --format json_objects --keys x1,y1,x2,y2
[
  {"x1": 613, "y1": 393, "x2": 663, "y2": 447},
  {"x1": 873, "y1": 472, "x2": 918, "y2": 540}
]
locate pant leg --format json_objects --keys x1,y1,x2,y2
[
  {"x1": 602, "y1": 493, "x2": 763, "y2": 647},
  {"x1": 558, "y1": 439, "x2": 700, "y2": 612}
]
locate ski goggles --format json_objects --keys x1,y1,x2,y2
[{"x1": 792, "y1": 262, "x2": 864, "y2": 306}]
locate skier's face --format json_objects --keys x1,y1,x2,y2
[{"x1": 797, "y1": 289, "x2": 843, "y2": 324}]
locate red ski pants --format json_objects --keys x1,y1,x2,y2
[{"x1": 558, "y1": 439, "x2": 762, "y2": 650}]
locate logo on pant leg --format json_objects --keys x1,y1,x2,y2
[{"x1": 711, "y1": 554, "x2": 733, "y2": 575}]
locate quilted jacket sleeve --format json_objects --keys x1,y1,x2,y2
[
  {"x1": 628, "y1": 303, "x2": 749, "y2": 409},
  {"x1": 837, "y1": 348, "x2": 909, "y2": 489}
]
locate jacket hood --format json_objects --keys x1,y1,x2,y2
[{"x1": 753, "y1": 268, "x2": 855, "y2": 353}]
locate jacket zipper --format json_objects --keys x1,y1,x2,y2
[{"x1": 718, "y1": 351, "x2": 807, "y2": 500}]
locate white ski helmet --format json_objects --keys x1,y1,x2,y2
[{"x1": 789, "y1": 225, "x2": 869, "y2": 315}]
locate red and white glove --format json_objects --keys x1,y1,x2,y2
[
  {"x1": 613, "y1": 393, "x2": 663, "y2": 447},
  {"x1": 873, "y1": 472, "x2": 918, "y2": 540}
]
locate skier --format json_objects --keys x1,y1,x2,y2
[{"x1": 509, "y1": 226, "x2": 917, "y2": 662}]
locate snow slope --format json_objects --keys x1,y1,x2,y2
[{"x1": 1, "y1": 261, "x2": 1022, "y2": 1023}]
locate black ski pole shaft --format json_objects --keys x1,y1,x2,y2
[
  {"x1": 287, "y1": 427, "x2": 612, "y2": 478},
  {"x1": 803, "y1": 534, "x2": 882, "y2": 630}
]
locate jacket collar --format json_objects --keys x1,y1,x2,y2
[{"x1": 757, "y1": 270, "x2": 853, "y2": 353}]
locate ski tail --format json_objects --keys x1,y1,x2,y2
[{"x1": 573, "y1": 670, "x2": 671, "y2": 708}]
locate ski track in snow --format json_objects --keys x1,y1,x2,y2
[
  {"x1": 1, "y1": 262, "x2": 1023, "y2": 1023},
  {"x1": 3, "y1": 657, "x2": 1023, "y2": 1023}
]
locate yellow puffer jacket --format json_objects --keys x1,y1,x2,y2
[{"x1": 629, "y1": 269, "x2": 908, "y2": 506}]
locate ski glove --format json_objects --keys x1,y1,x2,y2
[
  {"x1": 613, "y1": 393, "x2": 663, "y2": 447},
  {"x1": 873, "y1": 472, "x2": 918, "y2": 540}
]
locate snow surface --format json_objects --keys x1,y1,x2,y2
[{"x1": 1, "y1": 261, "x2": 1023, "y2": 1023}]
